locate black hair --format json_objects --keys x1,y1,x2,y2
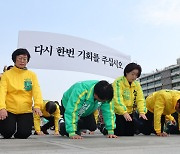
[
  {"x1": 94, "y1": 80, "x2": 113, "y2": 101},
  {"x1": 124, "y1": 62, "x2": 142, "y2": 78},
  {"x1": 45, "y1": 101, "x2": 57, "y2": 114},
  {"x1": 3, "y1": 66, "x2": 7, "y2": 72},
  {"x1": 12, "y1": 48, "x2": 31, "y2": 63},
  {"x1": 6, "y1": 65, "x2": 13, "y2": 70},
  {"x1": 178, "y1": 99, "x2": 180, "y2": 109}
]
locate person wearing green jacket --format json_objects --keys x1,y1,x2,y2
[
  {"x1": 140, "y1": 89, "x2": 180, "y2": 137},
  {"x1": 0, "y1": 48, "x2": 43, "y2": 139},
  {"x1": 59, "y1": 80, "x2": 117, "y2": 139},
  {"x1": 108, "y1": 62, "x2": 147, "y2": 136}
]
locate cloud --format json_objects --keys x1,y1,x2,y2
[{"x1": 137, "y1": 0, "x2": 180, "y2": 25}]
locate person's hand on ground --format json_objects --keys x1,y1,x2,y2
[
  {"x1": 156, "y1": 132, "x2": 168, "y2": 137},
  {"x1": 106, "y1": 134, "x2": 118, "y2": 138},
  {"x1": 70, "y1": 134, "x2": 83, "y2": 139}
]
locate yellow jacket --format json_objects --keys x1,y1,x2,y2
[
  {"x1": 94, "y1": 109, "x2": 99, "y2": 123},
  {"x1": 165, "y1": 114, "x2": 175, "y2": 122},
  {"x1": 146, "y1": 89, "x2": 180, "y2": 134},
  {"x1": 33, "y1": 100, "x2": 60, "y2": 133},
  {"x1": 0, "y1": 66, "x2": 43, "y2": 114},
  {"x1": 111, "y1": 76, "x2": 147, "y2": 115}
]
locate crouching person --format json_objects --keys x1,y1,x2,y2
[
  {"x1": 140, "y1": 89, "x2": 180, "y2": 137},
  {"x1": 59, "y1": 80, "x2": 117, "y2": 139},
  {"x1": 34, "y1": 100, "x2": 60, "y2": 135}
]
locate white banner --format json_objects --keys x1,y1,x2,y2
[{"x1": 18, "y1": 31, "x2": 131, "y2": 78}]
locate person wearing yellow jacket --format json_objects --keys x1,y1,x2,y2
[
  {"x1": 33, "y1": 100, "x2": 60, "y2": 135},
  {"x1": 141, "y1": 89, "x2": 180, "y2": 137},
  {"x1": 110, "y1": 62, "x2": 147, "y2": 136},
  {"x1": 0, "y1": 48, "x2": 43, "y2": 139}
]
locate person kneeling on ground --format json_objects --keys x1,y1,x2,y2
[
  {"x1": 59, "y1": 80, "x2": 117, "y2": 139},
  {"x1": 99, "y1": 63, "x2": 147, "y2": 136},
  {"x1": 0, "y1": 48, "x2": 43, "y2": 139},
  {"x1": 34, "y1": 100, "x2": 60, "y2": 135},
  {"x1": 140, "y1": 89, "x2": 180, "y2": 137}
]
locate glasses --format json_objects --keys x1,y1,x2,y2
[{"x1": 16, "y1": 56, "x2": 28, "y2": 62}]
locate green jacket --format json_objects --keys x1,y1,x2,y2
[{"x1": 62, "y1": 80, "x2": 116, "y2": 137}]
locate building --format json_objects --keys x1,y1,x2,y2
[{"x1": 139, "y1": 58, "x2": 180, "y2": 97}]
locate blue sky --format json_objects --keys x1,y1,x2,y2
[{"x1": 0, "y1": 0, "x2": 180, "y2": 100}]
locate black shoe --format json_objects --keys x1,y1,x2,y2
[
  {"x1": 34, "y1": 131, "x2": 38, "y2": 135},
  {"x1": 50, "y1": 126, "x2": 55, "y2": 130},
  {"x1": 59, "y1": 121, "x2": 69, "y2": 137},
  {"x1": 134, "y1": 129, "x2": 140, "y2": 135},
  {"x1": 76, "y1": 130, "x2": 81, "y2": 136},
  {"x1": 98, "y1": 123, "x2": 108, "y2": 135},
  {"x1": 41, "y1": 127, "x2": 49, "y2": 135},
  {"x1": 42, "y1": 130, "x2": 49, "y2": 135}
]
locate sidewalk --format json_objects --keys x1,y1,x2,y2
[{"x1": 0, "y1": 131, "x2": 180, "y2": 154}]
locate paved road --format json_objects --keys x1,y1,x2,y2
[{"x1": 0, "y1": 131, "x2": 180, "y2": 154}]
